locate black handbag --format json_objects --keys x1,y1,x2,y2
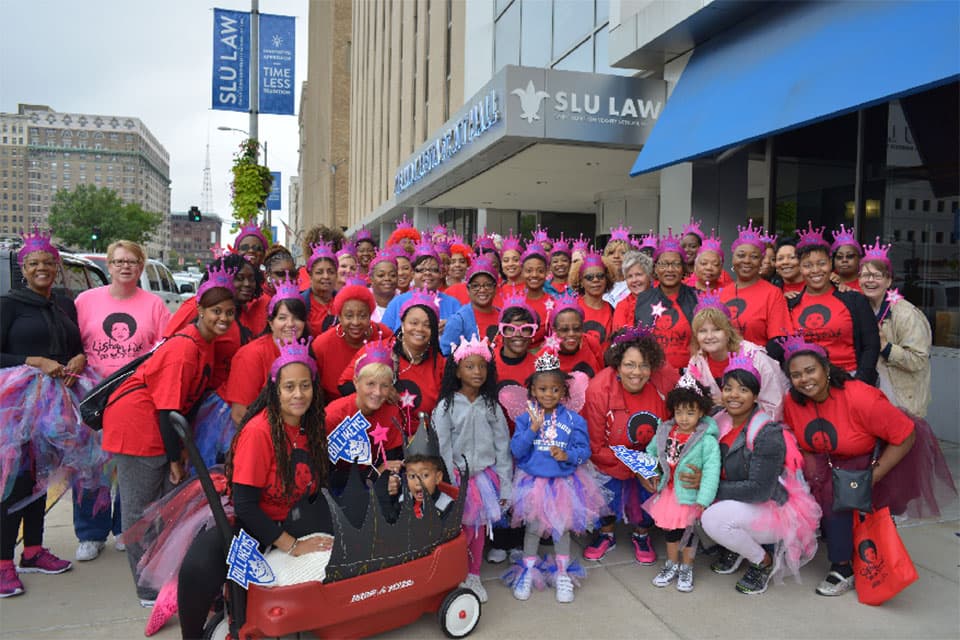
[{"x1": 829, "y1": 442, "x2": 881, "y2": 513}]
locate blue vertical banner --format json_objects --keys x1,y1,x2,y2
[
  {"x1": 258, "y1": 14, "x2": 296, "y2": 115},
  {"x1": 212, "y1": 9, "x2": 251, "y2": 112},
  {"x1": 266, "y1": 172, "x2": 282, "y2": 209}
]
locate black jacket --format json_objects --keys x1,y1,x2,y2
[
  {"x1": 0, "y1": 288, "x2": 83, "y2": 368},
  {"x1": 716, "y1": 419, "x2": 789, "y2": 505},
  {"x1": 633, "y1": 284, "x2": 699, "y2": 328}
]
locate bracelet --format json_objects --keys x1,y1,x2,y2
[{"x1": 287, "y1": 539, "x2": 299, "y2": 556}]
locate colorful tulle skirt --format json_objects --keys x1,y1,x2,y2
[
  {"x1": 510, "y1": 464, "x2": 610, "y2": 538},
  {"x1": 191, "y1": 391, "x2": 235, "y2": 469},
  {"x1": 749, "y1": 473, "x2": 822, "y2": 582},
  {"x1": 643, "y1": 484, "x2": 702, "y2": 531},
  {"x1": 601, "y1": 474, "x2": 652, "y2": 525},
  {"x1": 459, "y1": 466, "x2": 503, "y2": 531}
]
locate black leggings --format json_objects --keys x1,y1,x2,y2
[
  {"x1": 1, "y1": 474, "x2": 45, "y2": 561},
  {"x1": 178, "y1": 527, "x2": 230, "y2": 639},
  {"x1": 663, "y1": 527, "x2": 695, "y2": 546}
]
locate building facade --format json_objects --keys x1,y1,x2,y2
[
  {"x1": 0, "y1": 104, "x2": 171, "y2": 259},
  {"x1": 169, "y1": 211, "x2": 222, "y2": 269}
]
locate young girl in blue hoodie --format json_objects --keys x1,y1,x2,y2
[
  {"x1": 642, "y1": 373, "x2": 721, "y2": 593},
  {"x1": 506, "y1": 348, "x2": 607, "y2": 604}
]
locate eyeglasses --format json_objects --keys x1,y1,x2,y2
[
  {"x1": 499, "y1": 322, "x2": 538, "y2": 338},
  {"x1": 620, "y1": 361, "x2": 652, "y2": 372},
  {"x1": 657, "y1": 261, "x2": 683, "y2": 270},
  {"x1": 269, "y1": 269, "x2": 291, "y2": 279},
  {"x1": 582, "y1": 273, "x2": 606, "y2": 282},
  {"x1": 415, "y1": 267, "x2": 440, "y2": 274},
  {"x1": 110, "y1": 259, "x2": 141, "y2": 267},
  {"x1": 468, "y1": 281, "x2": 496, "y2": 292},
  {"x1": 237, "y1": 243, "x2": 264, "y2": 253},
  {"x1": 859, "y1": 271, "x2": 887, "y2": 281}
]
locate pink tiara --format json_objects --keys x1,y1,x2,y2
[
  {"x1": 571, "y1": 235, "x2": 591, "y2": 255},
  {"x1": 530, "y1": 225, "x2": 551, "y2": 246},
  {"x1": 430, "y1": 224, "x2": 449, "y2": 242},
  {"x1": 235, "y1": 222, "x2": 268, "y2": 250},
  {"x1": 776, "y1": 332, "x2": 827, "y2": 361},
  {"x1": 681, "y1": 219, "x2": 705, "y2": 241},
  {"x1": 434, "y1": 239, "x2": 452, "y2": 255},
  {"x1": 612, "y1": 324, "x2": 654, "y2": 346},
  {"x1": 400, "y1": 286, "x2": 440, "y2": 319},
  {"x1": 722, "y1": 345, "x2": 760, "y2": 381},
  {"x1": 368, "y1": 248, "x2": 398, "y2": 272},
  {"x1": 210, "y1": 243, "x2": 231, "y2": 259},
  {"x1": 520, "y1": 243, "x2": 547, "y2": 264},
  {"x1": 730, "y1": 220, "x2": 766, "y2": 253},
  {"x1": 552, "y1": 291, "x2": 583, "y2": 318},
  {"x1": 451, "y1": 334, "x2": 493, "y2": 363},
  {"x1": 354, "y1": 226, "x2": 374, "y2": 244},
  {"x1": 675, "y1": 369, "x2": 704, "y2": 396},
  {"x1": 270, "y1": 338, "x2": 317, "y2": 381},
  {"x1": 501, "y1": 230, "x2": 523, "y2": 255},
  {"x1": 307, "y1": 240, "x2": 336, "y2": 271},
  {"x1": 697, "y1": 230, "x2": 724, "y2": 261},
  {"x1": 466, "y1": 254, "x2": 498, "y2": 283},
  {"x1": 609, "y1": 223, "x2": 632, "y2": 243},
  {"x1": 654, "y1": 228, "x2": 683, "y2": 260},
  {"x1": 474, "y1": 233, "x2": 497, "y2": 252},
  {"x1": 412, "y1": 239, "x2": 439, "y2": 263},
  {"x1": 498, "y1": 285, "x2": 538, "y2": 323},
  {"x1": 355, "y1": 332, "x2": 394, "y2": 376},
  {"x1": 761, "y1": 230, "x2": 778, "y2": 247},
  {"x1": 862, "y1": 236, "x2": 891, "y2": 269},
  {"x1": 631, "y1": 231, "x2": 658, "y2": 252},
  {"x1": 267, "y1": 275, "x2": 301, "y2": 316},
  {"x1": 796, "y1": 221, "x2": 829, "y2": 251},
  {"x1": 550, "y1": 234, "x2": 571, "y2": 257},
  {"x1": 197, "y1": 262, "x2": 237, "y2": 299},
  {"x1": 17, "y1": 225, "x2": 59, "y2": 265},
  {"x1": 831, "y1": 224, "x2": 861, "y2": 255},
  {"x1": 582, "y1": 249, "x2": 605, "y2": 271},
  {"x1": 693, "y1": 288, "x2": 730, "y2": 318},
  {"x1": 336, "y1": 241, "x2": 357, "y2": 262},
  {"x1": 395, "y1": 214, "x2": 414, "y2": 230}
]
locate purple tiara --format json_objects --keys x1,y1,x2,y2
[
  {"x1": 530, "y1": 225, "x2": 551, "y2": 246},
  {"x1": 550, "y1": 234, "x2": 571, "y2": 257},
  {"x1": 552, "y1": 291, "x2": 583, "y2": 319},
  {"x1": 582, "y1": 249, "x2": 605, "y2": 271},
  {"x1": 611, "y1": 324, "x2": 654, "y2": 346},
  {"x1": 354, "y1": 226, "x2": 374, "y2": 244},
  {"x1": 722, "y1": 345, "x2": 760, "y2": 381},
  {"x1": 307, "y1": 240, "x2": 336, "y2": 272},
  {"x1": 631, "y1": 231, "x2": 658, "y2": 252},
  {"x1": 761, "y1": 229, "x2": 778, "y2": 247},
  {"x1": 609, "y1": 223, "x2": 632, "y2": 243},
  {"x1": 571, "y1": 235, "x2": 591, "y2": 255},
  {"x1": 862, "y1": 236, "x2": 891, "y2": 269},
  {"x1": 466, "y1": 254, "x2": 498, "y2": 283},
  {"x1": 400, "y1": 286, "x2": 440, "y2": 319},
  {"x1": 267, "y1": 275, "x2": 302, "y2": 316},
  {"x1": 412, "y1": 239, "x2": 439, "y2": 263},
  {"x1": 434, "y1": 239, "x2": 452, "y2": 255},
  {"x1": 336, "y1": 241, "x2": 357, "y2": 263},
  {"x1": 17, "y1": 225, "x2": 59, "y2": 265},
  {"x1": 654, "y1": 228, "x2": 683, "y2": 260},
  {"x1": 430, "y1": 224, "x2": 449, "y2": 242},
  {"x1": 681, "y1": 219, "x2": 705, "y2": 241},
  {"x1": 520, "y1": 242, "x2": 547, "y2": 264},
  {"x1": 197, "y1": 262, "x2": 237, "y2": 300},
  {"x1": 368, "y1": 248, "x2": 398, "y2": 272},
  {"x1": 697, "y1": 230, "x2": 725, "y2": 261},
  {"x1": 831, "y1": 224, "x2": 861, "y2": 255},
  {"x1": 474, "y1": 233, "x2": 497, "y2": 253},
  {"x1": 501, "y1": 230, "x2": 523, "y2": 255},
  {"x1": 395, "y1": 214, "x2": 414, "y2": 230},
  {"x1": 730, "y1": 220, "x2": 767, "y2": 253},
  {"x1": 235, "y1": 222, "x2": 268, "y2": 250},
  {"x1": 776, "y1": 332, "x2": 827, "y2": 361},
  {"x1": 498, "y1": 285, "x2": 538, "y2": 324},
  {"x1": 796, "y1": 221, "x2": 829, "y2": 251},
  {"x1": 693, "y1": 288, "x2": 730, "y2": 318},
  {"x1": 270, "y1": 338, "x2": 317, "y2": 381},
  {"x1": 355, "y1": 332, "x2": 394, "y2": 375}
]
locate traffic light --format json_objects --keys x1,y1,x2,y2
[
  {"x1": 189, "y1": 206, "x2": 202, "y2": 222},
  {"x1": 91, "y1": 226, "x2": 101, "y2": 241}
]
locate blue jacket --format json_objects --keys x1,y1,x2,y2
[
  {"x1": 511, "y1": 405, "x2": 591, "y2": 478},
  {"x1": 646, "y1": 415, "x2": 722, "y2": 508},
  {"x1": 381, "y1": 290, "x2": 461, "y2": 332},
  {"x1": 439, "y1": 303, "x2": 479, "y2": 356}
]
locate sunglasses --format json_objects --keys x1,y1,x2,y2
[
  {"x1": 582, "y1": 273, "x2": 606, "y2": 282},
  {"x1": 499, "y1": 322, "x2": 538, "y2": 338},
  {"x1": 238, "y1": 243, "x2": 264, "y2": 253}
]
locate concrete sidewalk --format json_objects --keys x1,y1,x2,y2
[{"x1": 2, "y1": 443, "x2": 958, "y2": 639}]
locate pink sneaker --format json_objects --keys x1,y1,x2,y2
[
  {"x1": 18, "y1": 548, "x2": 72, "y2": 575},
  {"x1": 583, "y1": 532, "x2": 616, "y2": 561},
  {"x1": 631, "y1": 533, "x2": 656, "y2": 565},
  {"x1": 0, "y1": 565, "x2": 24, "y2": 598}
]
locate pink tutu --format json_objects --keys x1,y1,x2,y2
[
  {"x1": 460, "y1": 466, "x2": 502, "y2": 530},
  {"x1": 643, "y1": 483, "x2": 702, "y2": 531},
  {"x1": 511, "y1": 465, "x2": 611, "y2": 538},
  {"x1": 748, "y1": 474, "x2": 822, "y2": 582}
]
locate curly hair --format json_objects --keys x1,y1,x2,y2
[
  {"x1": 666, "y1": 381, "x2": 713, "y2": 415},
  {"x1": 263, "y1": 245, "x2": 295, "y2": 273},
  {"x1": 226, "y1": 370, "x2": 328, "y2": 499},
  {"x1": 604, "y1": 328, "x2": 665, "y2": 370},
  {"x1": 302, "y1": 225, "x2": 345, "y2": 258},
  {"x1": 783, "y1": 349, "x2": 851, "y2": 405},
  {"x1": 438, "y1": 353, "x2": 499, "y2": 412}
]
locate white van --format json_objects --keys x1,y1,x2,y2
[{"x1": 81, "y1": 253, "x2": 183, "y2": 314}]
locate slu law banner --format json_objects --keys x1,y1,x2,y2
[
  {"x1": 212, "y1": 8, "x2": 251, "y2": 112},
  {"x1": 258, "y1": 13, "x2": 296, "y2": 115}
]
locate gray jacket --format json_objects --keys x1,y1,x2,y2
[
  {"x1": 715, "y1": 419, "x2": 788, "y2": 505},
  {"x1": 432, "y1": 393, "x2": 513, "y2": 501}
]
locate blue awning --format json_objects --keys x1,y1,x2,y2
[{"x1": 630, "y1": 1, "x2": 960, "y2": 176}]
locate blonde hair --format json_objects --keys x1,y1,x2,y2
[
  {"x1": 689, "y1": 308, "x2": 742, "y2": 355},
  {"x1": 354, "y1": 362, "x2": 394, "y2": 384},
  {"x1": 106, "y1": 240, "x2": 147, "y2": 264},
  {"x1": 602, "y1": 239, "x2": 629, "y2": 257}
]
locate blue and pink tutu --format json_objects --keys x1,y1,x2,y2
[
  {"x1": 191, "y1": 391, "x2": 235, "y2": 469},
  {"x1": 510, "y1": 464, "x2": 610, "y2": 539},
  {"x1": 458, "y1": 466, "x2": 503, "y2": 531},
  {"x1": 643, "y1": 483, "x2": 702, "y2": 531}
]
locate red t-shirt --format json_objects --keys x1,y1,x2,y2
[
  {"x1": 623, "y1": 384, "x2": 667, "y2": 450},
  {"x1": 653, "y1": 291, "x2": 693, "y2": 371},
  {"x1": 556, "y1": 333, "x2": 604, "y2": 377},
  {"x1": 493, "y1": 348, "x2": 536, "y2": 436},
  {"x1": 525, "y1": 292, "x2": 551, "y2": 347},
  {"x1": 783, "y1": 380, "x2": 914, "y2": 457},
  {"x1": 580, "y1": 299, "x2": 614, "y2": 346},
  {"x1": 837, "y1": 277, "x2": 862, "y2": 292},
  {"x1": 324, "y1": 394, "x2": 404, "y2": 479},
  {"x1": 790, "y1": 290, "x2": 857, "y2": 371},
  {"x1": 312, "y1": 322, "x2": 393, "y2": 402},
  {"x1": 164, "y1": 297, "x2": 241, "y2": 391},
  {"x1": 219, "y1": 334, "x2": 279, "y2": 406},
  {"x1": 666, "y1": 427, "x2": 693, "y2": 477},
  {"x1": 612, "y1": 294, "x2": 637, "y2": 336},
  {"x1": 306, "y1": 294, "x2": 335, "y2": 338},
  {"x1": 683, "y1": 269, "x2": 733, "y2": 290},
  {"x1": 103, "y1": 323, "x2": 214, "y2": 457},
  {"x1": 706, "y1": 354, "x2": 729, "y2": 382},
  {"x1": 720, "y1": 279, "x2": 794, "y2": 346},
  {"x1": 473, "y1": 306, "x2": 502, "y2": 344},
  {"x1": 231, "y1": 410, "x2": 318, "y2": 521},
  {"x1": 782, "y1": 281, "x2": 805, "y2": 294},
  {"x1": 242, "y1": 294, "x2": 270, "y2": 337},
  {"x1": 445, "y1": 282, "x2": 470, "y2": 305}
]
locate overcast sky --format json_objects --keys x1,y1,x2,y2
[{"x1": 1, "y1": 0, "x2": 308, "y2": 245}]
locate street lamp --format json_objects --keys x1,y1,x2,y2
[{"x1": 218, "y1": 126, "x2": 271, "y2": 229}]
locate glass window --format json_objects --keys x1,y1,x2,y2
[
  {"x1": 494, "y1": 0, "x2": 521, "y2": 73},
  {"x1": 595, "y1": 0, "x2": 609, "y2": 26},
  {"x1": 553, "y1": 38, "x2": 592, "y2": 72},
  {"x1": 552, "y1": 0, "x2": 593, "y2": 58},
  {"x1": 594, "y1": 26, "x2": 634, "y2": 76},
  {"x1": 496, "y1": 0, "x2": 514, "y2": 17},
  {"x1": 145, "y1": 263, "x2": 160, "y2": 290},
  {"x1": 520, "y1": 0, "x2": 552, "y2": 68}
]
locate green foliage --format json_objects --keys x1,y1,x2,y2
[
  {"x1": 230, "y1": 139, "x2": 272, "y2": 226},
  {"x1": 48, "y1": 184, "x2": 163, "y2": 249}
]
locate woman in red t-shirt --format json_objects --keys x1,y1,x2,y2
[
  {"x1": 550, "y1": 302, "x2": 604, "y2": 378},
  {"x1": 573, "y1": 251, "x2": 614, "y2": 347},
  {"x1": 302, "y1": 242, "x2": 338, "y2": 337}
]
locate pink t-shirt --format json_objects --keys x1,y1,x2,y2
[{"x1": 75, "y1": 286, "x2": 172, "y2": 377}]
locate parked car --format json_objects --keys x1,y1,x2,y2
[
  {"x1": 1, "y1": 249, "x2": 108, "y2": 299},
  {"x1": 81, "y1": 253, "x2": 183, "y2": 313},
  {"x1": 173, "y1": 273, "x2": 198, "y2": 300}
]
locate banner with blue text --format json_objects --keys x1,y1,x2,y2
[
  {"x1": 266, "y1": 172, "x2": 282, "y2": 209},
  {"x1": 258, "y1": 14, "x2": 296, "y2": 115},
  {"x1": 212, "y1": 9, "x2": 251, "y2": 112}
]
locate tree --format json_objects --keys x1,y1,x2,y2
[{"x1": 48, "y1": 185, "x2": 163, "y2": 250}]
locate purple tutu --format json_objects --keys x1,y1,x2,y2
[
  {"x1": 804, "y1": 416, "x2": 957, "y2": 519},
  {"x1": 460, "y1": 466, "x2": 502, "y2": 531},
  {"x1": 511, "y1": 464, "x2": 611, "y2": 538},
  {"x1": 748, "y1": 474, "x2": 822, "y2": 582},
  {"x1": 191, "y1": 391, "x2": 234, "y2": 469},
  {"x1": 643, "y1": 483, "x2": 702, "y2": 531}
]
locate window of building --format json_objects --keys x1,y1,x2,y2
[
  {"x1": 552, "y1": 0, "x2": 593, "y2": 58},
  {"x1": 554, "y1": 37, "x2": 592, "y2": 72},
  {"x1": 520, "y1": 0, "x2": 552, "y2": 68},
  {"x1": 494, "y1": 0, "x2": 521, "y2": 73}
]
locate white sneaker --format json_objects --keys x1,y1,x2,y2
[
  {"x1": 512, "y1": 564, "x2": 534, "y2": 601},
  {"x1": 139, "y1": 599, "x2": 156, "y2": 608},
  {"x1": 114, "y1": 540, "x2": 126, "y2": 552},
  {"x1": 651, "y1": 561, "x2": 678, "y2": 588},
  {"x1": 676, "y1": 564, "x2": 694, "y2": 593},
  {"x1": 486, "y1": 548, "x2": 507, "y2": 564},
  {"x1": 461, "y1": 573, "x2": 488, "y2": 603},
  {"x1": 76, "y1": 541, "x2": 105, "y2": 562},
  {"x1": 555, "y1": 573, "x2": 575, "y2": 603}
]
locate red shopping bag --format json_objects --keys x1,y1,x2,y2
[{"x1": 852, "y1": 507, "x2": 918, "y2": 605}]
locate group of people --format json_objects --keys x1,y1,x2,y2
[{"x1": 0, "y1": 216, "x2": 955, "y2": 637}]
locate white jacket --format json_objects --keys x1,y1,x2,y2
[
  {"x1": 878, "y1": 298, "x2": 931, "y2": 417},
  {"x1": 688, "y1": 340, "x2": 789, "y2": 420}
]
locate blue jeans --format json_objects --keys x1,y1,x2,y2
[{"x1": 73, "y1": 487, "x2": 122, "y2": 542}]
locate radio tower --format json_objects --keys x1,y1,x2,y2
[{"x1": 201, "y1": 142, "x2": 213, "y2": 216}]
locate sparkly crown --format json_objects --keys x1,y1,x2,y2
[
  {"x1": 730, "y1": 220, "x2": 767, "y2": 252},
  {"x1": 412, "y1": 240, "x2": 439, "y2": 263},
  {"x1": 533, "y1": 348, "x2": 561, "y2": 374},
  {"x1": 693, "y1": 289, "x2": 730, "y2": 318},
  {"x1": 210, "y1": 243, "x2": 231, "y2": 259},
  {"x1": 697, "y1": 230, "x2": 725, "y2": 260},
  {"x1": 552, "y1": 291, "x2": 583, "y2": 318},
  {"x1": 831, "y1": 224, "x2": 861, "y2": 255},
  {"x1": 862, "y1": 236, "x2": 891, "y2": 268},
  {"x1": 531, "y1": 226, "x2": 551, "y2": 246},
  {"x1": 197, "y1": 262, "x2": 237, "y2": 299},
  {"x1": 430, "y1": 224, "x2": 449, "y2": 242},
  {"x1": 571, "y1": 235, "x2": 591, "y2": 255},
  {"x1": 612, "y1": 324, "x2": 654, "y2": 346},
  {"x1": 355, "y1": 333, "x2": 394, "y2": 375},
  {"x1": 795, "y1": 221, "x2": 829, "y2": 251},
  {"x1": 466, "y1": 254, "x2": 498, "y2": 283},
  {"x1": 776, "y1": 332, "x2": 827, "y2": 361},
  {"x1": 498, "y1": 285, "x2": 538, "y2": 323},
  {"x1": 654, "y1": 228, "x2": 683, "y2": 260},
  {"x1": 550, "y1": 234, "x2": 571, "y2": 257},
  {"x1": 387, "y1": 214, "x2": 422, "y2": 248},
  {"x1": 609, "y1": 223, "x2": 632, "y2": 243},
  {"x1": 267, "y1": 275, "x2": 302, "y2": 316},
  {"x1": 722, "y1": 345, "x2": 761, "y2": 381},
  {"x1": 368, "y1": 248, "x2": 398, "y2": 272},
  {"x1": 582, "y1": 249, "x2": 605, "y2": 271},
  {"x1": 501, "y1": 230, "x2": 523, "y2": 254},
  {"x1": 675, "y1": 370, "x2": 704, "y2": 396},
  {"x1": 336, "y1": 241, "x2": 357, "y2": 262},
  {"x1": 638, "y1": 231, "x2": 659, "y2": 251},
  {"x1": 236, "y1": 222, "x2": 268, "y2": 250},
  {"x1": 520, "y1": 243, "x2": 547, "y2": 264},
  {"x1": 451, "y1": 334, "x2": 493, "y2": 363},
  {"x1": 270, "y1": 338, "x2": 318, "y2": 381},
  {"x1": 681, "y1": 219, "x2": 705, "y2": 241},
  {"x1": 17, "y1": 225, "x2": 59, "y2": 265},
  {"x1": 474, "y1": 233, "x2": 497, "y2": 252},
  {"x1": 400, "y1": 286, "x2": 440, "y2": 320},
  {"x1": 434, "y1": 239, "x2": 452, "y2": 255},
  {"x1": 761, "y1": 230, "x2": 778, "y2": 247},
  {"x1": 354, "y1": 226, "x2": 374, "y2": 244},
  {"x1": 307, "y1": 240, "x2": 336, "y2": 271},
  {"x1": 395, "y1": 214, "x2": 414, "y2": 231}
]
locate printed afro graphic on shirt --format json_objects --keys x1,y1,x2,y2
[
  {"x1": 724, "y1": 298, "x2": 746, "y2": 323},
  {"x1": 583, "y1": 320, "x2": 607, "y2": 343},
  {"x1": 103, "y1": 312, "x2": 138, "y2": 342},
  {"x1": 798, "y1": 304, "x2": 832, "y2": 331},
  {"x1": 803, "y1": 417, "x2": 839, "y2": 453},
  {"x1": 627, "y1": 410, "x2": 659, "y2": 448},
  {"x1": 91, "y1": 312, "x2": 145, "y2": 362}
]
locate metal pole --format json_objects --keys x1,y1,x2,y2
[
  {"x1": 264, "y1": 141, "x2": 270, "y2": 231},
  {"x1": 249, "y1": 0, "x2": 259, "y2": 143}
]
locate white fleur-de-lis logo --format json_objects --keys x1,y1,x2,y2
[
  {"x1": 272, "y1": 34, "x2": 284, "y2": 47},
  {"x1": 511, "y1": 80, "x2": 551, "y2": 123}
]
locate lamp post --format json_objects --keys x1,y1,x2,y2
[{"x1": 218, "y1": 126, "x2": 271, "y2": 230}]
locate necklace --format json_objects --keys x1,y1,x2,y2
[{"x1": 401, "y1": 342, "x2": 425, "y2": 366}]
